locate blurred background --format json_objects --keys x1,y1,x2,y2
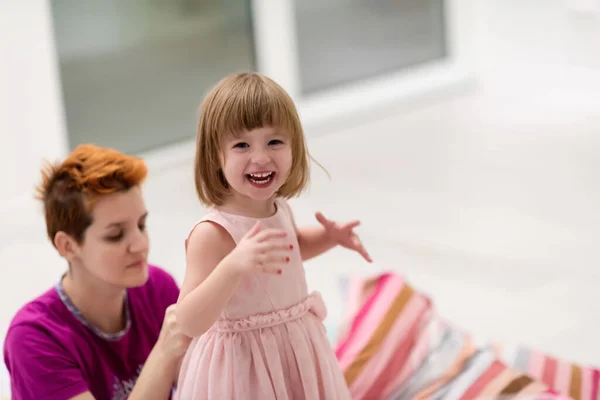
[{"x1": 1, "y1": 0, "x2": 600, "y2": 395}]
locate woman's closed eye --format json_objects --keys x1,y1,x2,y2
[
  {"x1": 104, "y1": 224, "x2": 145, "y2": 243},
  {"x1": 105, "y1": 232, "x2": 123, "y2": 242}
]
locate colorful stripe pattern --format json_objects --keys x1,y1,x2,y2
[{"x1": 333, "y1": 272, "x2": 598, "y2": 400}]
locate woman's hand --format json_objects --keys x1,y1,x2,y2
[
  {"x1": 315, "y1": 212, "x2": 372, "y2": 262},
  {"x1": 156, "y1": 304, "x2": 191, "y2": 373},
  {"x1": 128, "y1": 304, "x2": 192, "y2": 398}
]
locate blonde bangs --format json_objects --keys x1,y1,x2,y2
[{"x1": 211, "y1": 75, "x2": 300, "y2": 144}]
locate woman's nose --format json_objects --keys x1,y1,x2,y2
[{"x1": 129, "y1": 230, "x2": 148, "y2": 253}]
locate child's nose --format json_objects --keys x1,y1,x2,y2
[{"x1": 251, "y1": 151, "x2": 271, "y2": 165}]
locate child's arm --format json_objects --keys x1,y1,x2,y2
[
  {"x1": 176, "y1": 221, "x2": 291, "y2": 337},
  {"x1": 176, "y1": 222, "x2": 239, "y2": 337},
  {"x1": 283, "y1": 203, "x2": 335, "y2": 261},
  {"x1": 286, "y1": 204, "x2": 372, "y2": 263},
  {"x1": 296, "y1": 225, "x2": 337, "y2": 261}
]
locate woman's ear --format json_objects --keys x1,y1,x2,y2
[{"x1": 54, "y1": 231, "x2": 79, "y2": 261}]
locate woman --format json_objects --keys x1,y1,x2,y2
[{"x1": 3, "y1": 144, "x2": 190, "y2": 400}]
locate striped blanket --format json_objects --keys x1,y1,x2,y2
[{"x1": 333, "y1": 272, "x2": 598, "y2": 399}]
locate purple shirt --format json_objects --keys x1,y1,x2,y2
[{"x1": 3, "y1": 265, "x2": 179, "y2": 400}]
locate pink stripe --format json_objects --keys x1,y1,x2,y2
[
  {"x1": 590, "y1": 369, "x2": 598, "y2": 400},
  {"x1": 543, "y1": 357, "x2": 558, "y2": 390},
  {"x1": 336, "y1": 274, "x2": 407, "y2": 369},
  {"x1": 408, "y1": 309, "x2": 437, "y2": 369},
  {"x1": 529, "y1": 351, "x2": 546, "y2": 380},
  {"x1": 350, "y1": 294, "x2": 428, "y2": 399},
  {"x1": 581, "y1": 367, "x2": 592, "y2": 400},
  {"x1": 396, "y1": 306, "x2": 439, "y2": 389},
  {"x1": 332, "y1": 277, "x2": 365, "y2": 347},
  {"x1": 344, "y1": 277, "x2": 364, "y2": 321},
  {"x1": 554, "y1": 360, "x2": 571, "y2": 396},
  {"x1": 379, "y1": 301, "x2": 432, "y2": 398},
  {"x1": 335, "y1": 273, "x2": 390, "y2": 359}
]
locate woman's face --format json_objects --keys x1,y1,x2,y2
[{"x1": 71, "y1": 187, "x2": 150, "y2": 289}]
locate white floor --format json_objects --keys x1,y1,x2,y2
[{"x1": 2, "y1": 78, "x2": 600, "y2": 395}]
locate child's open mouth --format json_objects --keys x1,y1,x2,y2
[{"x1": 246, "y1": 172, "x2": 275, "y2": 187}]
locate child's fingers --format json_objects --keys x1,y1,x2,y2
[
  {"x1": 344, "y1": 220, "x2": 361, "y2": 230},
  {"x1": 352, "y1": 236, "x2": 372, "y2": 263},
  {"x1": 260, "y1": 251, "x2": 291, "y2": 266},
  {"x1": 315, "y1": 212, "x2": 332, "y2": 227},
  {"x1": 261, "y1": 265, "x2": 284, "y2": 275},
  {"x1": 360, "y1": 248, "x2": 373, "y2": 263},
  {"x1": 259, "y1": 240, "x2": 294, "y2": 253},
  {"x1": 255, "y1": 228, "x2": 288, "y2": 242},
  {"x1": 244, "y1": 221, "x2": 262, "y2": 238}
]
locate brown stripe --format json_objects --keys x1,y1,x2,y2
[
  {"x1": 515, "y1": 380, "x2": 549, "y2": 398},
  {"x1": 344, "y1": 284, "x2": 414, "y2": 384},
  {"x1": 498, "y1": 375, "x2": 534, "y2": 396},
  {"x1": 478, "y1": 368, "x2": 519, "y2": 398},
  {"x1": 569, "y1": 364, "x2": 582, "y2": 400}
]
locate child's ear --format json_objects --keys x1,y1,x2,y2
[{"x1": 54, "y1": 231, "x2": 80, "y2": 262}]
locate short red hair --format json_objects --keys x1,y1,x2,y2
[{"x1": 35, "y1": 144, "x2": 148, "y2": 246}]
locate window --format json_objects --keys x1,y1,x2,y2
[
  {"x1": 294, "y1": 0, "x2": 447, "y2": 94},
  {"x1": 51, "y1": 0, "x2": 256, "y2": 153}
]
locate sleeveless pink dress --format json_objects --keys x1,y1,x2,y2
[{"x1": 175, "y1": 199, "x2": 351, "y2": 399}]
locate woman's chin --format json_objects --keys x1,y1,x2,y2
[{"x1": 122, "y1": 264, "x2": 149, "y2": 288}]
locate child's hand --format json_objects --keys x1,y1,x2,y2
[
  {"x1": 225, "y1": 221, "x2": 292, "y2": 275},
  {"x1": 315, "y1": 212, "x2": 372, "y2": 263}
]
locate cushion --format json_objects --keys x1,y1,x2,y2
[{"x1": 332, "y1": 272, "x2": 597, "y2": 399}]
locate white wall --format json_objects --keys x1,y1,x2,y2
[
  {"x1": 473, "y1": 0, "x2": 600, "y2": 90},
  {"x1": 0, "y1": 2, "x2": 67, "y2": 395},
  {"x1": 0, "y1": 1, "x2": 68, "y2": 227}
]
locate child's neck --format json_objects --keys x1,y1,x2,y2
[{"x1": 219, "y1": 195, "x2": 277, "y2": 218}]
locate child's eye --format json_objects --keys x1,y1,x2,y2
[
  {"x1": 268, "y1": 139, "x2": 284, "y2": 146},
  {"x1": 233, "y1": 142, "x2": 249, "y2": 149}
]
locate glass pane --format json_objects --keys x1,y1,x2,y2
[
  {"x1": 294, "y1": 0, "x2": 447, "y2": 94},
  {"x1": 50, "y1": 0, "x2": 255, "y2": 154}
]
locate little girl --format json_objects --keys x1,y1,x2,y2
[{"x1": 175, "y1": 72, "x2": 372, "y2": 399}]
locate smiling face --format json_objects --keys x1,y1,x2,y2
[
  {"x1": 57, "y1": 187, "x2": 150, "y2": 289},
  {"x1": 193, "y1": 72, "x2": 311, "y2": 207},
  {"x1": 221, "y1": 126, "x2": 293, "y2": 203}
]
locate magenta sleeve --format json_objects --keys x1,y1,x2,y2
[
  {"x1": 4, "y1": 324, "x2": 90, "y2": 400},
  {"x1": 149, "y1": 265, "x2": 180, "y2": 310}
]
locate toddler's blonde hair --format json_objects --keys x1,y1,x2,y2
[{"x1": 194, "y1": 72, "x2": 310, "y2": 206}]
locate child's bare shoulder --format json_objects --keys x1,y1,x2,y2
[{"x1": 186, "y1": 220, "x2": 235, "y2": 261}]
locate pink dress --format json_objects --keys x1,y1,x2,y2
[{"x1": 175, "y1": 199, "x2": 351, "y2": 399}]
